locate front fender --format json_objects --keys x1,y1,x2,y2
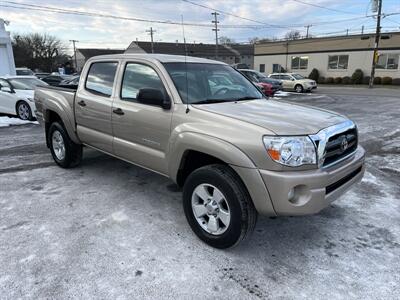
[
  {"x1": 167, "y1": 131, "x2": 276, "y2": 216},
  {"x1": 168, "y1": 131, "x2": 256, "y2": 180}
]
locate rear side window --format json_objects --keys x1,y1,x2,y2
[{"x1": 85, "y1": 62, "x2": 118, "y2": 97}]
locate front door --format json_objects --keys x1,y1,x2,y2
[
  {"x1": 75, "y1": 61, "x2": 119, "y2": 153},
  {"x1": 112, "y1": 61, "x2": 173, "y2": 175},
  {"x1": 0, "y1": 79, "x2": 17, "y2": 115}
]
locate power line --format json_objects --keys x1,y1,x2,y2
[
  {"x1": 182, "y1": 0, "x2": 295, "y2": 28},
  {"x1": 0, "y1": 1, "x2": 382, "y2": 30},
  {"x1": 290, "y1": 0, "x2": 360, "y2": 15}
]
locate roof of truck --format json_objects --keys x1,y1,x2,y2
[{"x1": 89, "y1": 53, "x2": 226, "y2": 65}]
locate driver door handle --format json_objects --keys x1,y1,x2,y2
[
  {"x1": 77, "y1": 100, "x2": 86, "y2": 107},
  {"x1": 113, "y1": 108, "x2": 125, "y2": 115}
]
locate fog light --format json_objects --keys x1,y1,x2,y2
[{"x1": 287, "y1": 185, "x2": 311, "y2": 206}]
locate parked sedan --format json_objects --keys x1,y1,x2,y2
[
  {"x1": 0, "y1": 76, "x2": 47, "y2": 120},
  {"x1": 239, "y1": 69, "x2": 282, "y2": 95},
  {"x1": 268, "y1": 73, "x2": 317, "y2": 93},
  {"x1": 41, "y1": 74, "x2": 73, "y2": 86}
]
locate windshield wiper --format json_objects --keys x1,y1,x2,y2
[
  {"x1": 192, "y1": 99, "x2": 228, "y2": 104},
  {"x1": 234, "y1": 96, "x2": 260, "y2": 101}
]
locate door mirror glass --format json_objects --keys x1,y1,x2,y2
[{"x1": 137, "y1": 88, "x2": 171, "y2": 109}]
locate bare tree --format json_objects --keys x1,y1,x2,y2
[
  {"x1": 284, "y1": 30, "x2": 302, "y2": 40},
  {"x1": 12, "y1": 33, "x2": 69, "y2": 72},
  {"x1": 219, "y1": 36, "x2": 235, "y2": 44}
]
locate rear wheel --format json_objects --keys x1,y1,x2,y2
[
  {"x1": 183, "y1": 164, "x2": 257, "y2": 249},
  {"x1": 295, "y1": 84, "x2": 304, "y2": 93},
  {"x1": 48, "y1": 122, "x2": 82, "y2": 168},
  {"x1": 16, "y1": 101, "x2": 33, "y2": 121}
]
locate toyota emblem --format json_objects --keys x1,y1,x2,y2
[{"x1": 341, "y1": 137, "x2": 349, "y2": 152}]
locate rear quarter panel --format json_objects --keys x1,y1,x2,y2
[{"x1": 34, "y1": 86, "x2": 80, "y2": 144}]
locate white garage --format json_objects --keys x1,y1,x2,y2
[{"x1": 0, "y1": 19, "x2": 16, "y2": 76}]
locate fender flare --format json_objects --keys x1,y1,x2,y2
[
  {"x1": 43, "y1": 100, "x2": 80, "y2": 144},
  {"x1": 167, "y1": 131, "x2": 256, "y2": 181}
]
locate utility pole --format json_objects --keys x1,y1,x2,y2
[
  {"x1": 305, "y1": 25, "x2": 312, "y2": 38},
  {"x1": 361, "y1": 25, "x2": 364, "y2": 35},
  {"x1": 369, "y1": 0, "x2": 383, "y2": 88},
  {"x1": 69, "y1": 39, "x2": 79, "y2": 71},
  {"x1": 346, "y1": 29, "x2": 349, "y2": 36},
  {"x1": 211, "y1": 12, "x2": 220, "y2": 59},
  {"x1": 146, "y1": 27, "x2": 156, "y2": 53}
]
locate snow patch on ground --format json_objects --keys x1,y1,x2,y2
[
  {"x1": 274, "y1": 91, "x2": 291, "y2": 97},
  {"x1": 362, "y1": 171, "x2": 379, "y2": 185},
  {"x1": 0, "y1": 116, "x2": 38, "y2": 127}
]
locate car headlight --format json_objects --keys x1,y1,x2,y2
[{"x1": 263, "y1": 136, "x2": 317, "y2": 166}]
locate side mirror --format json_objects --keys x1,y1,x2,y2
[
  {"x1": 291, "y1": 78, "x2": 295, "y2": 81},
  {"x1": 0, "y1": 86, "x2": 13, "y2": 93},
  {"x1": 136, "y1": 88, "x2": 171, "y2": 110}
]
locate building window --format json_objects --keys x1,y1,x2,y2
[
  {"x1": 328, "y1": 55, "x2": 349, "y2": 69},
  {"x1": 273, "y1": 64, "x2": 284, "y2": 73},
  {"x1": 376, "y1": 53, "x2": 399, "y2": 69},
  {"x1": 291, "y1": 56, "x2": 308, "y2": 69},
  {"x1": 259, "y1": 64, "x2": 265, "y2": 73}
]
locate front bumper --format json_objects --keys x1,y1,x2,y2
[{"x1": 259, "y1": 146, "x2": 365, "y2": 216}]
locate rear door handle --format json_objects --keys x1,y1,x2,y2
[
  {"x1": 78, "y1": 100, "x2": 86, "y2": 107},
  {"x1": 113, "y1": 108, "x2": 124, "y2": 115}
]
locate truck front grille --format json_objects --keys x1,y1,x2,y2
[{"x1": 323, "y1": 128, "x2": 358, "y2": 167}]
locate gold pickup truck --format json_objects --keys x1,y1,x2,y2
[{"x1": 34, "y1": 54, "x2": 365, "y2": 248}]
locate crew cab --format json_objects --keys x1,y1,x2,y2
[{"x1": 34, "y1": 54, "x2": 365, "y2": 248}]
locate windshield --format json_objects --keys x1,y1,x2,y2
[
  {"x1": 292, "y1": 74, "x2": 305, "y2": 80},
  {"x1": 163, "y1": 63, "x2": 263, "y2": 104},
  {"x1": 9, "y1": 78, "x2": 48, "y2": 90}
]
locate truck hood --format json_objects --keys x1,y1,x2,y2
[{"x1": 194, "y1": 99, "x2": 347, "y2": 135}]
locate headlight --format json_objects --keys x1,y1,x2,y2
[{"x1": 263, "y1": 136, "x2": 317, "y2": 166}]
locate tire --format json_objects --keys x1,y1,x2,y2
[
  {"x1": 16, "y1": 101, "x2": 33, "y2": 121},
  {"x1": 183, "y1": 164, "x2": 257, "y2": 249},
  {"x1": 48, "y1": 122, "x2": 82, "y2": 168},
  {"x1": 295, "y1": 84, "x2": 304, "y2": 93}
]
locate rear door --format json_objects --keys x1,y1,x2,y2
[
  {"x1": 0, "y1": 79, "x2": 17, "y2": 115},
  {"x1": 75, "y1": 61, "x2": 119, "y2": 153},
  {"x1": 280, "y1": 74, "x2": 294, "y2": 90},
  {"x1": 111, "y1": 60, "x2": 173, "y2": 175}
]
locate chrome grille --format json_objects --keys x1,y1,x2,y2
[{"x1": 310, "y1": 120, "x2": 358, "y2": 168}]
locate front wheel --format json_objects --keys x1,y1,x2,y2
[
  {"x1": 295, "y1": 84, "x2": 304, "y2": 93},
  {"x1": 183, "y1": 164, "x2": 257, "y2": 249},
  {"x1": 16, "y1": 101, "x2": 33, "y2": 121},
  {"x1": 48, "y1": 122, "x2": 82, "y2": 168}
]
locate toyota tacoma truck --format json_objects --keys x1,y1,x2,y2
[{"x1": 34, "y1": 54, "x2": 365, "y2": 249}]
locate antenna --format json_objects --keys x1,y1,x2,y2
[{"x1": 181, "y1": 15, "x2": 190, "y2": 113}]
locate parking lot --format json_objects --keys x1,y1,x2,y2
[{"x1": 0, "y1": 86, "x2": 399, "y2": 299}]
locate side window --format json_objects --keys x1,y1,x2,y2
[
  {"x1": 281, "y1": 75, "x2": 292, "y2": 80},
  {"x1": 85, "y1": 62, "x2": 118, "y2": 97},
  {"x1": 121, "y1": 63, "x2": 165, "y2": 101}
]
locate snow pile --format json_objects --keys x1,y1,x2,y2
[{"x1": 0, "y1": 116, "x2": 38, "y2": 127}]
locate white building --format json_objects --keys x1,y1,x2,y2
[
  {"x1": 254, "y1": 32, "x2": 400, "y2": 79},
  {"x1": 0, "y1": 19, "x2": 16, "y2": 76}
]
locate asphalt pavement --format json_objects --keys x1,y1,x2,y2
[{"x1": 0, "y1": 86, "x2": 399, "y2": 299}]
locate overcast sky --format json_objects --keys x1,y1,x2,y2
[{"x1": 1, "y1": 0, "x2": 400, "y2": 53}]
